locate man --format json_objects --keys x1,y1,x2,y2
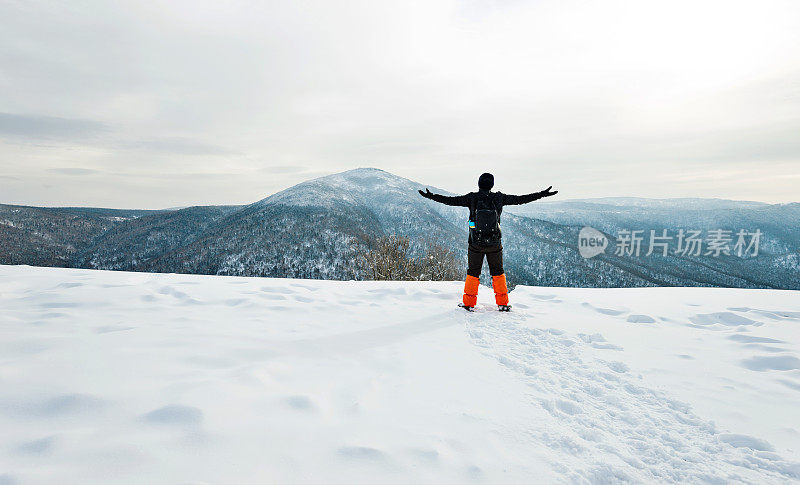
[{"x1": 419, "y1": 172, "x2": 558, "y2": 311}]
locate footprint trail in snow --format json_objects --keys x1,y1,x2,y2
[{"x1": 464, "y1": 307, "x2": 800, "y2": 483}]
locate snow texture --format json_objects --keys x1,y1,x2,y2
[{"x1": 1, "y1": 265, "x2": 799, "y2": 484}]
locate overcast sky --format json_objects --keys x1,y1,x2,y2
[{"x1": 1, "y1": 0, "x2": 799, "y2": 208}]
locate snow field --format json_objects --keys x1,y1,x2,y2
[{"x1": 0, "y1": 265, "x2": 798, "y2": 484}]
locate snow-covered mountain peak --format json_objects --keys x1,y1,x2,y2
[
  {"x1": 251, "y1": 168, "x2": 465, "y2": 228},
  {"x1": 4, "y1": 169, "x2": 797, "y2": 289},
  {"x1": 254, "y1": 167, "x2": 423, "y2": 208}
]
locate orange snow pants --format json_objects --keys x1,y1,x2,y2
[{"x1": 462, "y1": 245, "x2": 509, "y2": 306}]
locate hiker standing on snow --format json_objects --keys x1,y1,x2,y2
[{"x1": 418, "y1": 173, "x2": 558, "y2": 311}]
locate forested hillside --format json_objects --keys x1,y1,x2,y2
[{"x1": 2, "y1": 168, "x2": 798, "y2": 289}]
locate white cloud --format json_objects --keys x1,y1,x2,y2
[{"x1": 1, "y1": 0, "x2": 799, "y2": 207}]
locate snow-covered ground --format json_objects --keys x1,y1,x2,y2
[{"x1": 1, "y1": 265, "x2": 799, "y2": 484}]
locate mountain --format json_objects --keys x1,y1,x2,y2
[
  {"x1": 506, "y1": 197, "x2": 800, "y2": 288},
  {"x1": 0, "y1": 205, "x2": 152, "y2": 267},
  {"x1": 1, "y1": 168, "x2": 798, "y2": 289},
  {"x1": 74, "y1": 205, "x2": 242, "y2": 270},
  {"x1": 507, "y1": 198, "x2": 800, "y2": 249},
  {"x1": 79, "y1": 169, "x2": 466, "y2": 279}
]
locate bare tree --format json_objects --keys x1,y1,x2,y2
[
  {"x1": 357, "y1": 234, "x2": 462, "y2": 281},
  {"x1": 413, "y1": 238, "x2": 462, "y2": 281}
]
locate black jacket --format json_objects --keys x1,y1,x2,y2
[{"x1": 424, "y1": 189, "x2": 548, "y2": 222}]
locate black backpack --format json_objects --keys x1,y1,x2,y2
[{"x1": 471, "y1": 193, "x2": 501, "y2": 247}]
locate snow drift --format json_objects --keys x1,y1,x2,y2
[{"x1": 1, "y1": 265, "x2": 799, "y2": 484}]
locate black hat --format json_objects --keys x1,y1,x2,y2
[{"x1": 478, "y1": 172, "x2": 494, "y2": 191}]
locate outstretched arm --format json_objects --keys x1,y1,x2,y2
[
  {"x1": 418, "y1": 188, "x2": 470, "y2": 207},
  {"x1": 503, "y1": 186, "x2": 558, "y2": 205}
]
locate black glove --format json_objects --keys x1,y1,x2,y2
[
  {"x1": 418, "y1": 188, "x2": 433, "y2": 199},
  {"x1": 540, "y1": 186, "x2": 558, "y2": 198}
]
